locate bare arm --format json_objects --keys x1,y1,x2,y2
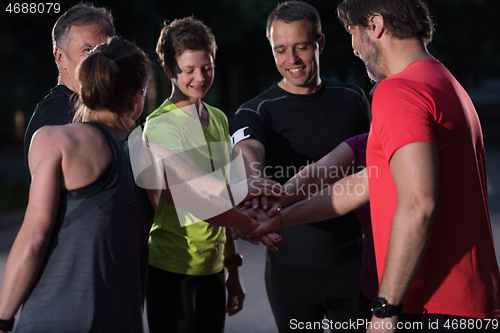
[
  {"x1": 224, "y1": 230, "x2": 245, "y2": 315},
  {"x1": 234, "y1": 139, "x2": 266, "y2": 179},
  {"x1": 148, "y1": 141, "x2": 279, "y2": 204},
  {"x1": 234, "y1": 139, "x2": 269, "y2": 209},
  {"x1": 157, "y1": 160, "x2": 280, "y2": 250},
  {"x1": 378, "y1": 142, "x2": 438, "y2": 302},
  {"x1": 0, "y1": 128, "x2": 62, "y2": 322},
  {"x1": 368, "y1": 142, "x2": 438, "y2": 332},
  {"x1": 246, "y1": 168, "x2": 370, "y2": 238},
  {"x1": 268, "y1": 142, "x2": 357, "y2": 216}
]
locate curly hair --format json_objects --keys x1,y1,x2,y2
[{"x1": 156, "y1": 16, "x2": 217, "y2": 71}]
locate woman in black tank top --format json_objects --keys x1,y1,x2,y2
[{"x1": 0, "y1": 36, "x2": 281, "y2": 333}]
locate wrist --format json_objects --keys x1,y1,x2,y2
[
  {"x1": 371, "y1": 296, "x2": 403, "y2": 318},
  {"x1": 0, "y1": 317, "x2": 15, "y2": 332},
  {"x1": 224, "y1": 253, "x2": 243, "y2": 269}
]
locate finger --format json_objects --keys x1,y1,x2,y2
[
  {"x1": 260, "y1": 196, "x2": 268, "y2": 210},
  {"x1": 240, "y1": 208, "x2": 256, "y2": 218},
  {"x1": 272, "y1": 182, "x2": 285, "y2": 196},
  {"x1": 251, "y1": 197, "x2": 259, "y2": 210},
  {"x1": 266, "y1": 231, "x2": 282, "y2": 243},
  {"x1": 268, "y1": 203, "x2": 280, "y2": 217},
  {"x1": 244, "y1": 200, "x2": 252, "y2": 208},
  {"x1": 258, "y1": 234, "x2": 278, "y2": 252},
  {"x1": 261, "y1": 184, "x2": 283, "y2": 198},
  {"x1": 246, "y1": 220, "x2": 277, "y2": 239},
  {"x1": 226, "y1": 295, "x2": 238, "y2": 314},
  {"x1": 231, "y1": 299, "x2": 243, "y2": 316},
  {"x1": 248, "y1": 238, "x2": 259, "y2": 245},
  {"x1": 231, "y1": 228, "x2": 239, "y2": 240}
]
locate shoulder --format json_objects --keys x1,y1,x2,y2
[
  {"x1": 32, "y1": 123, "x2": 100, "y2": 150},
  {"x1": 373, "y1": 76, "x2": 430, "y2": 106},
  {"x1": 235, "y1": 84, "x2": 286, "y2": 115},
  {"x1": 144, "y1": 101, "x2": 186, "y2": 137},
  {"x1": 28, "y1": 125, "x2": 73, "y2": 172},
  {"x1": 322, "y1": 79, "x2": 367, "y2": 100},
  {"x1": 203, "y1": 102, "x2": 227, "y2": 120},
  {"x1": 33, "y1": 86, "x2": 73, "y2": 115},
  {"x1": 146, "y1": 99, "x2": 175, "y2": 122}
]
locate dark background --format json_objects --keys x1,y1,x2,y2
[{"x1": 0, "y1": 0, "x2": 499, "y2": 209}]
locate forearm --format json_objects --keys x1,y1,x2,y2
[
  {"x1": 224, "y1": 230, "x2": 240, "y2": 275},
  {"x1": 282, "y1": 164, "x2": 336, "y2": 206},
  {"x1": 206, "y1": 205, "x2": 257, "y2": 229},
  {"x1": 147, "y1": 142, "x2": 228, "y2": 196},
  {"x1": 0, "y1": 218, "x2": 52, "y2": 319},
  {"x1": 1, "y1": 135, "x2": 61, "y2": 320},
  {"x1": 224, "y1": 229, "x2": 238, "y2": 258},
  {"x1": 378, "y1": 204, "x2": 436, "y2": 305},
  {"x1": 380, "y1": 141, "x2": 439, "y2": 305},
  {"x1": 282, "y1": 142, "x2": 357, "y2": 206},
  {"x1": 234, "y1": 140, "x2": 265, "y2": 179},
  {"x1": 282, "y1": 169, "x2": 369, "y2": 227},
  {"x1": 165, "y1": 154, "x2": 228, "y2": 196}
]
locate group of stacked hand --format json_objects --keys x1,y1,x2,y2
[{"x1": 232, "y1": 178, "x2": 294, "y2": 251}]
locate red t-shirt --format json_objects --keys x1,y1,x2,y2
[{"x1": 367, "y1": 58, "x2": 500, "y2": 318}]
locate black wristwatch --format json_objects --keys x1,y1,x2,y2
[
  {"x1": 224, "y1": 253, "x2": 243, "y2": 267},
  {"x1": 0, "y1": 317, "x2": 15, "y2": 332},
  {"x1": 371, "y1": 297, "x2": 403, "y2": 318}
]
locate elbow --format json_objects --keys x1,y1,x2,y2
[
  {"x1": 405, "y1": 196, "x2": 438, "y2": 232},
  {"x1": 23, "y1": 234, "x2": 50, "y2": 263}
]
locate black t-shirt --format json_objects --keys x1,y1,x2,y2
[
  {"x1": 24, "y1": 85, "x2": 76, "y2": 176},
  {"x1": 232, "y1": 80, "x2": 371, "y2": 266}
]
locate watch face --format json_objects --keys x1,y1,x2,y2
[{"x1": 371, "y1": 297, "x2": 388, "y2": 318}]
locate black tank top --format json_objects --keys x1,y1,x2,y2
[{"x1": 17, "y1": 122, "x2": 155, "y2": 333}]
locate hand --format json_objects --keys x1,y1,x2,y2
[
  {"x1": 267, "y1": 196, "x2": 284, "y2": 217},
  {"x1": 241, "y1": 195, "x2": 267, "y2": 211},
  {"x1": 244, "y1": 178, "x2": 284, "y2": 205},
  {"x1": 240, "y1": 208, "x2": 281, "y2": 239},
  {"x1": 225, "y1": 268, "x2": 245, "y2": 316},
  {"x1": 366, "y1": 316, "x2": 398, "y2": 333},
  {"x1": 232, "y1": 217, "x2": 260, "y2": 241},
  {"x1": 230, "y1": 227, "x2": 282, "y2": 252}
]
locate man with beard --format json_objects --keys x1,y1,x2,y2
[{"x1": 246, "y1": 0, "x2": 500, "y2": 332}]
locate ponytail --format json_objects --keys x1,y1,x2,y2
[{"x1": 74, "y1": 36, "x2": 152, "y2": 123}]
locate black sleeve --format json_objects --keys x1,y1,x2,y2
[{"x1": 231, "y1": 106, "x2": 268, "y2": 146}]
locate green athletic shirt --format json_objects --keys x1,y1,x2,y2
[{"x1": 144, "y1": 99, "x2": 231, "y2": 276}]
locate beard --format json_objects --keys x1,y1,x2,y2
[{"x1": 359, "y1": 31, "x2": 386, "y2": 82}]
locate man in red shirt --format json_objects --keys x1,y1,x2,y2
[
  {"x1": 338, "y1": 0, "x2": 500, "y2": 329},
  {"x1": 246, "y1": 0, "x2": 500, "y2": 331}
]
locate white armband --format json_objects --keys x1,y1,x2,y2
[{"x1": 230, "y1": 126, "x2": 250, "y2": 148}]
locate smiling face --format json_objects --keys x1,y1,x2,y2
[
  {"x1": 350, "y1": 25, "x2": 386, "y2": 82},
  {"x1": 167, "y1": 49, "x2": 214, "y2": 107},
  {"x1": 55, "y1": 24, "x2": 109, "y2": 91},
  {"x1": 269, "y1": 19, "x2": 324, "y2": 95}
]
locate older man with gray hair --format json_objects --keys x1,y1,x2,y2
[{"x1": 23, "y1": 3, "x2": 114, "y2": 176}]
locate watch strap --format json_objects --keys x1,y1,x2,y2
[
  {"x1": 224, "y1": 253, "x2": 243, "y2": 267},
  {"x1": 371, "y1": 297, "x2": 403, "y2": 318}
]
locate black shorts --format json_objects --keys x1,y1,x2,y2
[
  {"x1": 146, "y1": 265, "x2": 226, "y2": 333},
  {"x1": 265, "y1": 258, "x2": 363, "y2": 332}
]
